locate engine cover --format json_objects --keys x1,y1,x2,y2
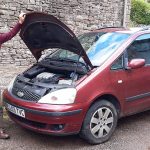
[
  {"x1": 36, "y1": 72, "x2": 61, "y2": 84},
  {"x1": 36, "y1": 72, "x2": 55, "y2": 80}
]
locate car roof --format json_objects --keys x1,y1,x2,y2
[
  {"x1": 92, "y1": 27, "x2": 127, "y2": 33},
  {"x1": 92, "y1": 27, "x2": 150, "y2": 35}
]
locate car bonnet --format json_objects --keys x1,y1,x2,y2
[{"x1": 20, "y1": 12, "x2": 93, "y2": 68}]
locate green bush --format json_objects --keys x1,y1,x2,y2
[{"x1": 131, "y1": 0, "x2": 150, "y2": 25}]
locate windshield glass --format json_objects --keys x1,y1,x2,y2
[{"x1": 45, "y1": 32, "x2": 130, "y2": 66}]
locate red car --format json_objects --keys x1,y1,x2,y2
[{"x1": 3, "y1": 12, "x2": 150, "y2": 144}]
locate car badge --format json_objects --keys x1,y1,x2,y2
[{"x1": 17, "y1": 91, "x2": 24, "y2": 97}]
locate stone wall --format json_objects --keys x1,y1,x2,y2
[{"x1": 0, "y1": 0, "x2": 131, "y2": 66}]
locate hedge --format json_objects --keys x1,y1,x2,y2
[{"x1": 131, "y1": 0, "x2": 150, "y2": 25}]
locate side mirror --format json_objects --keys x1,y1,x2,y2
[{"x1": 128, "y1": 59, "x2": 145, "y2": 69}]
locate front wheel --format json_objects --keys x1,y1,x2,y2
[{"x1": 80, "y1": 100, "x2": 118, "y2": 144}]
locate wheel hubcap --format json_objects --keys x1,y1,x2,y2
[{"x1": 90, "y1": 107, "x2": 114, "y2": 138}]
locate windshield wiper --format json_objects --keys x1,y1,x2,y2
[
  {"x1": 46, "y1": 57, "x2": 76, "y2": 62},
  {"x1": 42, "y1": 57, "x2": 89, "y2": 70},
  {"x1": 47, "y1": 57, "x2": 86, "y2": 65}
]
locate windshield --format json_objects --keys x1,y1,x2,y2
[{"x1": 45, "y1": 32, "x2": 130, "y2": 66}]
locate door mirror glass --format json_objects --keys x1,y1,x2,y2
[{"x1": 128, "y1": 59, "x2": 145, "y2": 69}]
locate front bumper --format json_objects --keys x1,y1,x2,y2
[{"x1": 3, "y1": 90, "x2": 86, "y2": 135}]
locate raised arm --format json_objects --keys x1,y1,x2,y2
[
  {"x1": 0, "y1": 12, "x2": 26, "y2": 45},
  {"x1": 0, "y1": 23, "x2": 22, "y2": 44}
]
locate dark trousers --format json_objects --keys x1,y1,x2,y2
[
  {"x1": 0, "y1": 89, "x2": 3, "y2": 127},
  {"x1": 0, "y1": 106, "x2": 3, "y2": 127}
]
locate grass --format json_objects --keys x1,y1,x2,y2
[
  {"x1": 0, "y1": 107, "x2": 10, "y2": 120},
  {"x1": 3, "y1": 107, "x2": 10, "y2": 120}
]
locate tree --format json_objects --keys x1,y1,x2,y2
[{"x1": 131, "y1": 0, "x2": 150, "y2": 25}]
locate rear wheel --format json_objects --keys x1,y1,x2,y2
[{"x1": 80, "y1": 100, "x2": 118, "y2": 144}]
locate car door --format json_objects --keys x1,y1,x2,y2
[
  {"x1": 124, "y1": 33, "x2": 150, "y2": 114},
  {"x1": 111, "y1": 33, "x2": 150, "y2": 115}
]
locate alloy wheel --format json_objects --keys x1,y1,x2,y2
[{"x1": 90, "y1": 107, "x2": 114, "y2": 138}]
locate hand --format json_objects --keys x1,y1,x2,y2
[{"x1": 18, "y1": 12, "x2": 26, "y2": 24}]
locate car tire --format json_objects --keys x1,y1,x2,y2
[{"x1": 80, "y1": 100, "x2": 118, "y2": 144}]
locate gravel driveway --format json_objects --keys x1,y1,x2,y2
[{"x1": 0, "y1": 110, "x2": 149, "y2": 150}]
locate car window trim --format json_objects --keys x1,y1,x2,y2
[{"x1": 110, "y1": 53, "x2": 126, "y2": 71}]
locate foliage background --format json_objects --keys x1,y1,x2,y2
[{"x1": 131, "y1": 0, "x2": 150, "y2": 25}]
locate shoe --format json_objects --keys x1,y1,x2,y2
[{"x1": 0, "y1": 129, "x2": 10, "y2": 139}]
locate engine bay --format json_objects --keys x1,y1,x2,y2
[
  {"x1": 11, "y1": 60, "x2": 88, "y2": 102},
  {"x1": 23, "y1": 64, "x2": 81, "y2": 86}
]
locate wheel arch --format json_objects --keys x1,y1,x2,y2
[{"x1": 90, "y1": 94, "x2": 122, "y2": 117}]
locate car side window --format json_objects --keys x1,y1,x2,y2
[
  {"x1": 127, "y1": 34, "x2": 150, "y2": 65},
  {"x1": 111, "y1": 55, "x2": 123, "y2": 70}
]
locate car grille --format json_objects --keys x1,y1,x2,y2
[{"x1": 12, "y1": 87, "x2": 41, "y2": 102}]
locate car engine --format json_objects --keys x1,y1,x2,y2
[{"x1": 11, "y1": 63, "x2": 83, "y2": 102}]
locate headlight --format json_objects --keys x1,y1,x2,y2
[
  {"x1": 8, "y1": 76, "x2": 16, "y2": 92},
  {"x1": 38, "y1": 88, "x2": 77, "y2": 105}
]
